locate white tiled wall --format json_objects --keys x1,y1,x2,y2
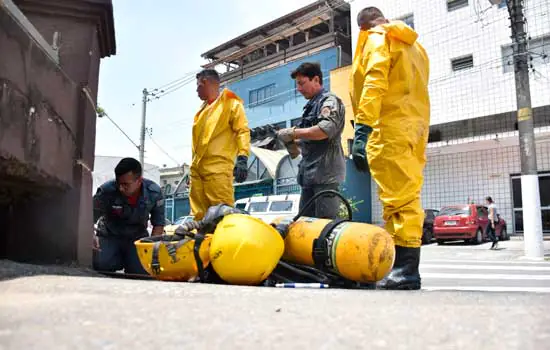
[
  {"x1": 350, "y1": 0, "x2": 550, "y2": 125},
  {"x1": 346, "y1": 0, "x2": 550, "y2": 233},
  {"x1": 370, "y1": 139, "x2": 550, "y2": 234}
]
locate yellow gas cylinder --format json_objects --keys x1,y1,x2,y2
[
  {"x1": 271, "y1": 216, "x2": 395, "y2": 283},
  {"x1": 134, "y1": 235, "x2": 212, "y2": 282},
  {"x1": 209, "y1": 213, "x2": 285, "y2": 286}
]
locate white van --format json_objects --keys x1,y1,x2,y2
[{"x1": 235, "y1": 194, "x2": 301, "y2": 224}]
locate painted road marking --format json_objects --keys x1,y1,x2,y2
[
  {"x1": 421, "y1": 259, "x2": 550, "y2": 265},
  {"x1": 420, "y1": 273, "x2": 550, "y2": 280},
  {"x1": 423, "y1": 286, "x2": 550, "y2": 293},
  {"x1": 420, "y1": 264, "x2": 550, "y2": 271}
]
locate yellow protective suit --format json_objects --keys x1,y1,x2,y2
[
  {"x1": 349, "y1": 21, "x2": 430, "y2": 248},
  {"x1": 190, "y1": 88, "x2": 251, "y2": 220}
]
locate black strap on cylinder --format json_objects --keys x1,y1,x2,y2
[
  {"x1": 141, "y1": 234, "x2": 178, "y2": 243},
  {"x1": 151, "y1": 241, "x2": 162, "y2": 275},
  {"x1": 311, "y1": 218, "x2": 348, "y2": 271},
  {"x1": 193, "y1": 233, "x2": 207, "y2": 282},
  {"x1": 165, "y1": 243, "x2": 178, "y2": 262},
  {"x1": 166, "y1": 238, "x2": 190, "y2": 263},
  {"x1": 147, "y1": 236, "x2": 191, "y2": 275}
]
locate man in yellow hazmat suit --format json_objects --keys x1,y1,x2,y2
[
  {"x1": 190, "y1": 69, "x2": 251, "y2": 221},
  {"x1": 349, "y1": 7, "x2": 430, "y2": 290}
]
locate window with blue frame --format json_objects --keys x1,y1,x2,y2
[
  {"x1": 498, "y1": 1, "x2": 506, "y2": 9},
  {"x1": 249, "y1": 84, "x2": 276, "y2": 107}
]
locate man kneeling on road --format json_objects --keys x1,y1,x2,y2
[
  {"x1": 92, "y1": 157, "x2": 165, "y2": 275},
  {"x1": 276, "y1": 62, "x2": 346, "y2": 219}
]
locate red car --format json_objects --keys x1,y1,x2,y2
[{"x1": 433, "y1": 204, "x2": 509, "y2": 245}]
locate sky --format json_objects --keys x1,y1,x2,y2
[{"x1": 95, "y1": 0, "x2": 315, "y2": 170}]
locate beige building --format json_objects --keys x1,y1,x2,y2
[{"x1": 160, "y1": 164, "x2": 189, "y2": 195}]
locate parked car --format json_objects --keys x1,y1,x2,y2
[
  {"x1": 234, "y1": 194, "x2": 300, "y2": 224},
  {"x1": 422, "y1": 209, "x2": 439, "y2": 244},
  {"x1": 433, "y1": 204, "x2": 508, "y2": 245}
]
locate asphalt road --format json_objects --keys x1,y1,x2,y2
[
  {"x1": 1, "y1": 238, "x2": 549, "y2": 350},
  {"x1": 1, "y1": 274, "x2": 549, "y2": 350}
]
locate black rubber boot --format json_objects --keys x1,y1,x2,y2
[{"x1": 376, "y1": 245, "x2": 421, "y2": 290}]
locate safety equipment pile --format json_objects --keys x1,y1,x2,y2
[{"x1": 134, "y1": 191, "x2": 396, "y2": 289}]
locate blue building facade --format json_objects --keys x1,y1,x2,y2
[
  {"x1": 189, "y1": 1, "x2": 376, "y2": 223},
  {"x1": 226, "y1": 47, "x2": 341, "y2": 129}
]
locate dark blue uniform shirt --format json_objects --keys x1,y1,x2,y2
[
  {"x1": 297, "y1": 88, "x2": 346, "y2": 187},
  {"x1": 93, "y1": 178, "x2": 165, "y2": 239}
]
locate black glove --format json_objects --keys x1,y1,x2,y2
[
  {"x1": 233, "y1": 155, "x2": 248, "y2": 183},
  {"x1": 200, "y1": 204, "x2": 246, "y2": 233},
  {"x1": 351, "y1": 123, "x2": 373, "y2": 173},
  {"x1": 174, "y1": 220, "x2": 201, "y2": 237}
]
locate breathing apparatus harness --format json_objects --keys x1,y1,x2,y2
[
  {"x1": 138, "y1": 205, "x2": 245, "y2": 283},
  {"x1": 174, "y1": 206, "x2": 246, "y2": 283},
  {"x1": 140, "y1": 191, "x2": 371, "y2": 289},
  {"x1": 139, "y1": 233, "x2": 194, "y2": 276},
  {"x1": 266, "y1": 190, "x2": 371, "y2": 289}
]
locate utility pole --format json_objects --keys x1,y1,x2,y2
[
  {"x1": 505, "y1": 0, "x2": 544, "y2": 258},
  {"x1": 139, "y1": 88, "x2": 149, "y2": 166}
]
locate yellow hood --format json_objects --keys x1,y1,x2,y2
[{"x1": 374, "y1": 20, "x2": 418, "y2": 45}]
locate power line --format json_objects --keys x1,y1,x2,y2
[
  {"x1": 84, "y1": 86, "x2": 140, "y2": 150},
  {"x1": 152, "y1": 69, "x2": 201, "y2": 91},
  {"x1": 148, "y1": 75, "x2": 197, "y2": 101},
  {"x1": 129, "y1": 0, "x2": 354, "y2": 106},
  {"x1": 142, "y1": 1, "x2": 547, "y2": 129},
  {"x1": 146, "y1": 128, "x2": 182, "y2": 166},
  {"x1": 130, "y1": 0, "x2": 549, "y2": 162},
  {"x1": 96, "y1": 108, "x2": 140, "y2": 150},
  {"x1": 142, "y1": 38, "x2": 548, "y2": 134}
]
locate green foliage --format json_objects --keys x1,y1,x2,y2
[
  {"x1": 96, "y1": 106, "x2": 106, "y2": 117},
  {"x1": 338, "y1": 196, "x2": 365, "y2": 219}
]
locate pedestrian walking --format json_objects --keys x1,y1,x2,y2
[{"x1": 486, "y1": 196, "x2": 499, "y2": 249}]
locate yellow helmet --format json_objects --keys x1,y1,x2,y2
[
  {"x1": 134, "y1": 235, "x2": 212, "y2": 281},
  {"x1": 209, "y1": 214, "x2": 284, "y2": 285}
]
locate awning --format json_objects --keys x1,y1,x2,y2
[{"x1": 250, "y1": 146, "x2": 287, "y2": 179}]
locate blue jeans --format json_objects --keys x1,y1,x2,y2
[
  {"x1": 486, "y1": 220, "x2": 498, "y2": 243},
  {"x1": 92, "y1": 236, "x2": 148, "y2": 275}
]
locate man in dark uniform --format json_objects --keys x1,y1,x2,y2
[
  {"x1": 92, "y1": 157, "x2": 165, "y2": 275},
  {"x1": 276, "y1": 62, "x2": 346, "y2": 219}
]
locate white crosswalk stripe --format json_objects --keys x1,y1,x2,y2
[
  {"x1": 422, "y1": 286, "x2": 550, "y2": 293},
  {"x1": 421, "y1": 273, "x2": 550, "y2": 280},
  {"x1": 421, "y1": 264, "x2": 550, "y2": 271},
  {"x1": 421, "y1": 259, "x2": 548, "y2": 265},
  {"x1": 419, "y1": 259, "x2": 550, "y2": 293},
  {"x1": 422, "y1": 259, "x2": 549, "y2": 265}
]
